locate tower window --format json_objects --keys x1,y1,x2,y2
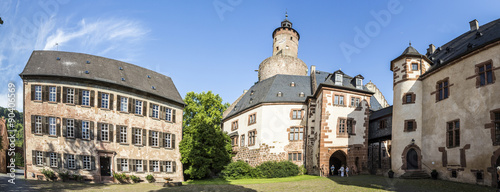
[
  {"x1": 276, "y1": 47, "x2": 279, "y2": 50},
  {"x1": 412, "y1": 63, "x2": 419, "y2": 71},
  {"x1": 290, "y1": 37, "x2": 293, "y2": 40}
]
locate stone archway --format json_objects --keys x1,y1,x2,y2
[
  {"x1": 401, "y1": 144, "x2": 422, "y2": 170},
  {"x1": 329, "y1": 150, "x2": 347, "y2": 176}
]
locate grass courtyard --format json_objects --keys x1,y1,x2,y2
[{"x1": 1, "y1": 175, "x2": 497, "y2": 192}]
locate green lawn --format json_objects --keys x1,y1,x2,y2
[{"x1": 1, "y1": 174, "x2": 497, "y2": 192}]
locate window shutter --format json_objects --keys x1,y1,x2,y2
[
  {"x1": 109, "y1": 94, "x2": 114, "y2": 110},
  {"x1": 117, "y1": 158, "x2": 121, "y2": 171},
  {"x1": 90, "y1": 90, "x2": 95, "y2": 107},
  {"x1": 75, "y1": 120, "x2": 81, "y2": 139},
  {"x1": 131, "y1": 159, "x2": 136, "y2": 172},
  {"x1": 42, "y1": 86, "x2": 49, "y2": 102},
  {"x1": 43, "y1": 116, "x2": 49, "y2": 135},
  {"x1": 142, "y1": 101, "x2": 147, "y2": 116},
  {"x1": 90, "y1": 121, "x2": 95, "y2": 140},
  {"x1": 128, "y1": 159, "x2": 132, "y2": 172},
  {"x1": 91, "y1": 156, "x2": 96, "y2": 170},
  {"x1": 74, "y1": 88, "x2": 80, "y2": 105},
  {"x1": 45, "y1": 152, "x2": 50, "y2": 166},
  {"x1": 148, "y1": 130, "x2": 152, "y2": 146},
  {"x1": 172, "y1": 161, "x2": 176, "y2": 172},
  {"x1": 128, "y1": 98, "x2": 133, "y2": 113},
  {"x1": 97, "y1": 123, "x2": 101, "y2": 141},
  {"x1": 160, "y1": 106, "x2": 165, "y2": 120},
  {"x1": 63, "y1": 87, "x2": 67, "y2": 103},
  {"x1": 97, "y1": 92, "x2": 102, "y2": 108},
  {"x1": 131, "y1": 128, "x2": 136, "y2": 145},
  {"x1": 159, "y1": 132, "x2": 164, "y2": 147},
  {"x1": 57, "y1": 153, "x2": 62, "y2": 168},
  {"x1": 142, "y1": 128, "x2": 147, "y2": 146},
  {"x1": 31, "y1": 85, "x2": 35, "y2": 100},
  {"x1": 143, "y1": 160, "x2": 148, "y2": 172},
  {"x1": 172, "y1": 134, "x2": 176, "y2": 149},
  {"x1": 32, "y1": 150, "x2": 36, "y2": 166},
  {"x1": 109, "y1": 124, "x2": 114, "y2": 142},
  {"x1": 160, "y1": 161, "x2": 165, "y2": 172},
  {"x1": 57, "y1": 86, "x2": 61, "y2": 103},
  {"x1": 77, "y1": 155, "x2": 82, "y2": 169},
  {"x1": 116, "y1": 126, "x2": 121, "y2": 143},
  {"x1": 57, "y1": 117, "x2": 61, "y2": 137},
  {"x1": 149, "y1": 103, "x2": 153, "y2": 117},
  {"x1": 128, "y1": 127, "x2": 132, "y2": 145},
  {"x1": 63, "y1": 154, "x2": 68, "y2": 168},
  {"x1": 117, "y1": 95, "x2": 121, "y2": 111},
  {"x1": 149, "y1": 160, "x2": 153, "y2": 172},
  {"x1": 62, "y1": 118, "x2": 67, "y2": 137},
  {"x1": 131, "y1": 99, "x2": 136, "y2": 114},
  {"x1": 31, "y1": 115, "x2": 35, "y2": 134},
  {"x1": 172, "y1": 109, "x2": 176, "y2": 123}
]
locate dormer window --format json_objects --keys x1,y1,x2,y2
[
  {"x1": 335, "y1": 74, "x2": 343, "y2": 86},
  {"x1": 290, "y1": 82, "x2": 295, "y2": 87},
  {"x1": 277, "y1": 92, "x2": 283, "y2": 97},
  {"x1": 356, "y1": 79, "x2": 363, "y2": 89}
]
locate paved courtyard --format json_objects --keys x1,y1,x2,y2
[{"x1": 0, "y1": 173, "x2": 496, "y2": 192}]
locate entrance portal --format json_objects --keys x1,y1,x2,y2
[
  {"x1": 329, "y1": 150, "x2": 347, "y2": 176},
  {"x1": 406, "y1": 148, "x2": 418, "y2": 170},
  {"x1": 100, "y1": 157, "x2": 111, "y2": 176}
]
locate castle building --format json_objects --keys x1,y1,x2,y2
[
  {"x1": 20, "y1": 51, "x2": 185, "y2": 183},
  {"x1": 222, "y1": 15, "x2": 389, "y2": 176},
  {"x1": 390, "y1": 19, "x2": 500, "y2": 186}
]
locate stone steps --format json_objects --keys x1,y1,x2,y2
[{"x1": 400, "y1": 170, "x2": 430, "y2": 179}]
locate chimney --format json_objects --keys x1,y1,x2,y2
[
  {"x1": 243, "y1": 90, "x2": 248, "y2": 94},
  {"x1": 469, "y1": 19, "x2": 479, "y2": 31},
  {"x1": 310, "y1": 65, "x2": 316, "y2": 76},
  {"x1": 427, "y1": 44, "x2": 436, "y2": 55}
]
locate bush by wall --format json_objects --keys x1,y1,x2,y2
[
  {"x1": 222, "y1": 161, "x2": 261, "y2": 179},
  {"x1": 256, "y1": 161, "x2": 300, "y2": 178},
  {"x1": 41, "y1": 169, "x2": 57, "y2": 181}
]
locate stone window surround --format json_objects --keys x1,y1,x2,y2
[
  {"x1": 485, "y1": 108, "x2": 500, "y2": 146},
  {"x1": 231, "y1": 120, "x2": 238, "y2": 131},
  {"x1": 436, "y1": 78, "x2": 451, "y2": 102},
  {"x1": 230, "y1": 135, "x2": 238, "y2": 146},
  {"x1": 404, "y1": 119, "x2": 417, "y2": 132},
  {"x1": 402, "y1": 92, "x2": 416, "y2": 104},
  {"x1": 411, "y1": 62, "x2": 419, "y2": 71},
  {"x1": 401, "y1": 144, "x2": 422, "y2": 170},
  {"x1": 333, "y1": 93, "x2": 347, "y2": 107},
  {"x1": 290, "y1": 109, "x2": 304, "y2": 120},
  {"x1": 446, "y1": 119, "x2": 460, "y2": 148},
  {"x1": 248, "y1": 113, "x2": 257, "y2": 126},
  {"x1": 466, "y1": 59, "x2": 500, "y2": 88},
  {"x1": 337, "y1": 117, "x2": 356, "y2": 138},
  {"x1": 288, "y1": 151, "x2": 302, "y2": 162},
  {"x1": 287, "y1": 126, "x2": 304, "y2": 141},
  {"x1": 30, "y1": 84, "x2": 61, "y2": 103},
  {"x1": 248, "y1": 129, "x2": 257, "y2": 146}
]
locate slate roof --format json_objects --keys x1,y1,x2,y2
[
  {"x1": 316, "y1": 70, "x2": 373, "y2": 94},
  {"x1": 400, "y1": 45, "x2": 422, "y2": 57},
  {"x1": 20, "y1": 50, "x2": 185, "y2": 105},
  {"x1": 425, "y1": 18, "x2": 500, "y2": 75},
  {"x1": 369, "y1": 106, "x2": 393, "y2": 120}
]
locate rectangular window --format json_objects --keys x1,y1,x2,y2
[
  {"x1": 151, "y1": 131, "x2": 159, "y2": 147},
  {"x1": 34, "y1": 85, "x2": 42, "y2": 101},
  {"x1": 49, "y1": 117, "x2": 56, "y2": 136},
  {"x1": 248, "y1": 130, "x2": 256, "y2": 146},
  {"x1": 339, "y1": 119, "x2": 346, "y2": 135},
  {"x1": 412, "y1": 63, "x2": 418, "y2": 71},
  {"x1": 289, "y1": 127, "x2": 304, "y2": 141},
  {"x1": 36, "y1": 151, "x2": 43, "y2": 166},
  {"x1": 67, "y1": 88, "x2": 74, "y2": 104},
  {"x1": 351, "y1": 97, "x2": 361, "y2": 107},
  {"x1": 165, "y1": 161, "x2": 172, "y2": 172},
  {"x1": 165, "y1": 108, "x2": 172, "y2": 121},
  {"x1": 248, "y1": 113, "x2": 256, "y2": 125},
  {"x1": 136, "y1": 160, "x2": 143, "y2": 172},
  {"x1": 120, "y1": 126, "x2": 127, "y2": 143},
  {"x1": 478, "y1": 63, "x2": 494, "y2": 86},
  {"x1": 405, "y1": 120, "x2": 416, "y2": 132},
  {"x1": 447, "y1": 120, "x2": 460, "y2": 148},
  {"x1": 379, "y1": 119, "x2": 387, "y2": 129},
  {"x1": 495, "y1": 112, "x2": 500, "y2": 143},
  {"x1": 120, "y1": 97, "x2": 128, "y2": 112},
  {"x1": 231, "y1": 121, "x2": 238, "y2": 131},
  {"x1": 49, "y1": 86, "x2": 56, "y2": 102},
  {"x1": 35, "y1": 116, "x2": 42, "y2": 134},
  {"x1": 151, "y1": 160, "x2": 159, "y2": 172},
  {"x1": 101, "y1": 124, "x2": 109, "y2": 141},
  {"x1": 288, "y1": 152, "x2": 302, "y2": 161},
  {"x1": 356, "y1": 79, "x2": 363, "y2": 89},
  {"x1": 101, "y1": 93, "x2": 109, "y2": 109},
  {"x1": 152, "y1": 104, "x2": 159, "y2": 118},
  {"x1": 121, "y1": 159, "x2": 129, "y2": 172},
  {"x1": 67, "y1": 119, "x2": 74, "y2": 138},
  {"x1": 339, "y1": 96, "x2": 344, "y2": 105},
  {"x1": 347, "y1": 119, "x2": 353, "y2": 134},
  {"x1": 231, "y1": 136, "x2": 238, "y2": 146},
  {"x1": 82, "y1": 121, "x2": 90, "y2": 139},
  {"x1": 437, "y1": 80, "x2": 449, "y2": 101},
  {"x1": 335, "y1": 74, "x2": 343, "y2": 85},
  {"x1": 82, "y1": 90, "x2": 90, "y2": 106},
  {"x1": 406, "y1": 94, "x2": 412, "y2": 103},
  {"x1": 67, "y1": 154, "x2": 75, "y2": 169},
  {"x1": 292, "y1": 110, "x2": 302, "y2": 119},
  {"x1": 83, "y1": 155, "x2": 91, "y2": 170},
  {"x1": 49, "y1": 152, "x2": 57, "y2": 167},
  {"x1": 240, "y1": 135, "x2": 245, "y2": 147},
  {"x1": 134, "y1": 128, "x2": 142, "y2": 145},
  {"x1": 165, "y1": 133, "x2": 171, "y2": 148},
  {"x1": 334, "y1": 95, "x2": 339, "y2": 105},
  {"x1": 135, "y1": 100, "x2": 142, "y2": 115}
]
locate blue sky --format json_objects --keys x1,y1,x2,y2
[{"x1": 1, "y1": 0, "x2": 500, "y2": 111}]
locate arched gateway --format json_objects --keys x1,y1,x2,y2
[{"x1": 329, "y1": 150, "x2": 347, "y2": 176}]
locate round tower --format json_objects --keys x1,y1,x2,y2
[{"x1": 258, "y1": 13, "x2": 307, "y2": 81}]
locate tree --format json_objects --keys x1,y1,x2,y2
[
  {"x1": 0, "y1": 17, "x2": 3, "y2": 25},
  {"x1": 180, "y1": 91, "x2": 232, "y2": 179}
]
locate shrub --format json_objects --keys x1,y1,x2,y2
[
  {"x1": 72, "y1": 174, "x2": 83, "y2": 182},
  {"x1": 112, "y1": 172, "x2": 129, "y2": 183},
  {"x1": 129, "y1": 175, "x2": 141, "y2": 183},
  {"x1": 146, "y1": 174, "x2": 155, "y2": 183},
  {"x1": 222, "y1": 161, "x2": 261, "y2": 179},
  {"x1": 299, "y1": 165, "x2": 307, "y2": 175},
  {"x1": 41, "y1": 169, "x2": 57, "y2": 181},
  {"x1": 58, "y1": 171, "x2": 70, "y2": 182},
  {"x1": 256, "y1": 161, "x2": 299, "y2": 178}
]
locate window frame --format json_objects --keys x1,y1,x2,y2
[
  {"x1": 81, "y1": 121, "x2": 90, "y2": 140},
  {"x1": 240, "y1": 134, "x2": 245, "y2": 147},
  {"x1": 49, "y1": 86, "x2": 57, "y2": 102},
  {"x1": 151, "y1": 131, "x2": 159, "y2": 147},
  {"x1": 67, "y1": 154, "x2": 75, "y2": 169},
  {"x1": 151, "y1": 160, "x2": 159, "y2": 172},
  {"x1": 34, "y1": 85, "x2": 42, "y2": 101},
  {"x1": 403, "y1": 92, "x2": 416, "y2": 104},
  {"x1": 101, "y1": 123, "x2": 109, "y2": 142},
  {"x1": 101, "y1": 93, "x2": 109, "y2": 109},
  {"x1": 82, "y1": 90, "x2": 90, "y2": 106},
  {"x1": 36, "y1": 151, "x2": 43, "y2": 166},
  {"x1": 35, "y1": 116, "x2": 42, "y2": 134},
  {"x1": 50, "y1": 153, "x2": 58, "y2": 167},
  {"x1": 447, "y1": 120, "x2": 460, "y2": 148},
  {"x1": 164, "y1": 133, "x2": 172, "y2": 148},
  {"x1": 134, "y1": 128, "x2": 142, "y2": 145},
  {"x1": 248, "y1": 113, "x2": 257, "y2": 125},
  {"x1": 120, "y1": 97, "x2": 128, "y2": 112},
  {"x1": 231, "y1": 120, "x2": 238, "y2": 131},
  {"x1": 230, "y1": 135, "x2": 238, "y2": 146},
  {"x1": 476, "y1": 61, "x2": 495, "y2": 87},
  {"x1": 152, "y1": 104, "x2": 159, "y2": 119},
  {"x1": 121, "y1": 159, "x2": 129, "y2": 172},
  {"x1": 135, "y1": 99, "x2": 142, "y2": 115},
  {"x1": 289, "y1": 127, "x2": 304, "y2": 141},
  {"x1": 136, "y1": 159, "x2": 143, "y2": 172},
  {"x1": 436, "y1": 79, "x2": 450, "y2": 102},
  {"x1": 404, "y1": 119, "x2": 417, "y2": 132},
  {"x1": 49, "y1": 117, "x2": 56, "y2": 136},
  {"x1": 120, "y1": 126, "x2": 127, "y2": 144},
  {"x1": 411, "y1": 63, "x2": 419, "y2": 71},
  {"x1": 67, "y1": 119, "x2": 75, "y2": 138},
  {"x1": 83, "y1": 155, "x2": 91, "y2": 170},
  {"x1": 288, "y1": 152, "x2": 302, "y2": 162},
  {"x1": 291, "y1": 109, "x2": 303, "y2": 120},
  {"x1": 67, "y1": 88, "x2": 74, "y2": 104},
  {"x1": 248, "y1": 129, "x2": 257, "y2": 146},
  {"x1": 495, "y1": 111, "x2": 500, "y2": 145}
]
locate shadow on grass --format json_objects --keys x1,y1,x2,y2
[
  {"x1": 327, "y1": 175, "x2": 497, "y2": 192},
  {"x1": 0, "y1": 178, "x2": 111, "y2": 192},
  {"x1": 149, "y1": 178, "x2": 257, "y2": 192}
]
